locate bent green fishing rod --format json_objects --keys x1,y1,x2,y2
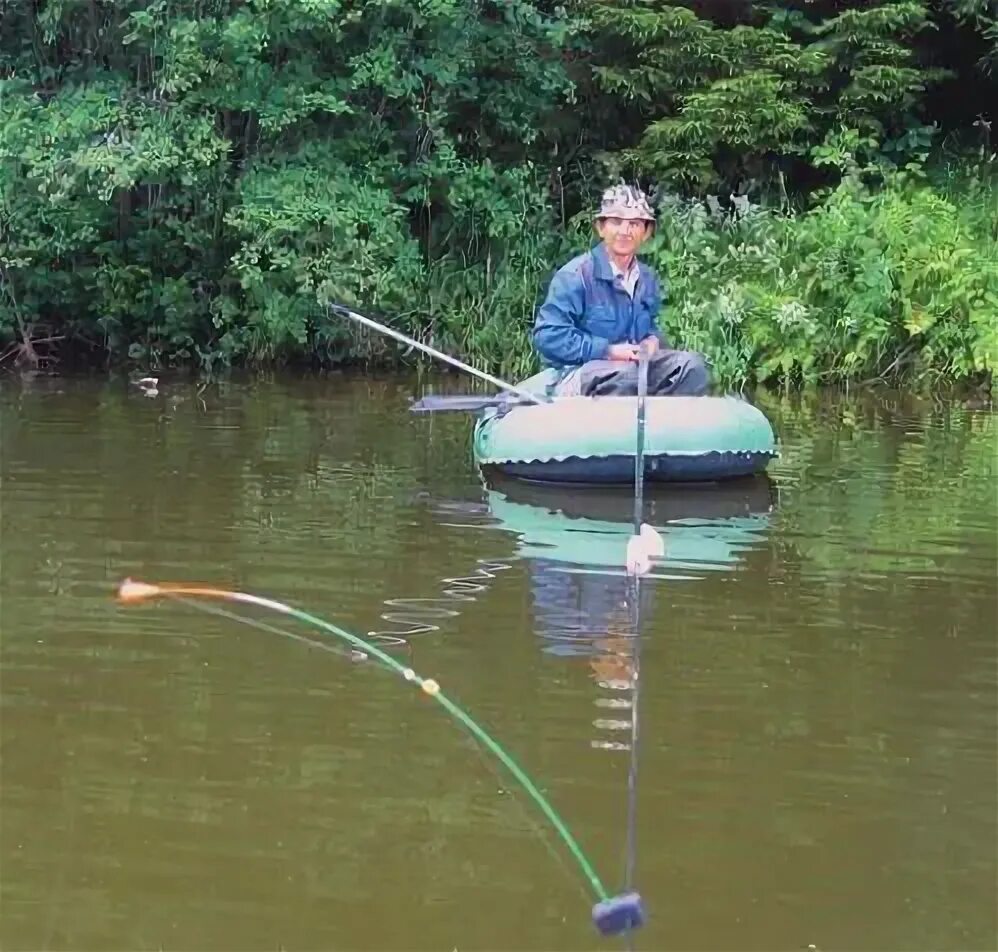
[{"x1": 116, "y1": 578, "x2": 641, "y2": 935}]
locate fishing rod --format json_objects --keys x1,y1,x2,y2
[
  {"x1": 327, "y1": 303, "x2": 548, "y2": 408},
  {"x1": 116, "y1": 578, "x2": 642, "y2": 936}
]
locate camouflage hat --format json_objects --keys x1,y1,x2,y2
[{"x1": 595, "y1": 183, "x2": 656, "y2": 222}]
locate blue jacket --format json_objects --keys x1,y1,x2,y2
[{"x1": 532, "y1": 242, "x2": 667, "y2": 369}]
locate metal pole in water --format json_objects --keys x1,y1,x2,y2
[
  {"x1": 328, "y1": 303, "x2": 548, "y2": 405},
  {"x1": 634, "y1": 346, "x2": 649, "y2": 519},
  {"x1": 622, "y1": 584, "x2": 644, "y2": 931},
  {"x1": 626, "y1": 346, "x2": 650, "y2": 898}
]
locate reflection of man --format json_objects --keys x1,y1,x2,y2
[
  {"x1": 531, "y1": 558, "x2": 651, "y2": 751},
  {"x1": 590, "y1": 628, "x2": 637, "y2": 690}
]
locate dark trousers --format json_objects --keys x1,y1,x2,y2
[{"x1": 555, "y1": 350, "x2": 711, "y2": 397}]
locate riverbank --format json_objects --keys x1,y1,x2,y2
[
  {"x1": 4, "y1": 163, "x2": 994, "y2": 392},
  {"x1": 4, "y1": 0, "x2": 996, "y2": 389}
]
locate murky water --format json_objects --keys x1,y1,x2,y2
[{"x1": 2, "y1": 371, "x2": 995, "y2": 951}]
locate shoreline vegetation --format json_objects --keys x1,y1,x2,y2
[{"x1": 2, "y1": 1, "x2": 995, "y2": 390}]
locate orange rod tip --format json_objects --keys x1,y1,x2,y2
[{"x1": 117, "y1": 578, "x2": 162, "y2": 604}]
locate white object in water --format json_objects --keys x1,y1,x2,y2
[
  {"x1": 639, "y1": 523, "x2": 665, "y2": 558},
  {"x1": 625, "y1": 524, "x2": 666, "y2": 575},
  {"x1": 625, "y1": 535, "x2": 651, "y2": 576}
]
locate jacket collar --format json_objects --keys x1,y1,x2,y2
[{"x1": 592, "y1": 241, "x2": 642, "y2": 282}]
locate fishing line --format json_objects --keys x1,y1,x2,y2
[
  {"x1": 463, "y1": 722, "x2": 594, "y2": 909},
  {"x1": 169, "y1": 596, "x2": 368, "y2": 662},
  {"x1": 369, "y1": 559, "x2": 513, "y2": 639},
  {"x1": 117, "y1": 578, "x2": 621, "y2": 925}
]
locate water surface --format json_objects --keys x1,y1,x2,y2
[{"x1": 2, "y1": 372, "x2": 995, "y2": 951}]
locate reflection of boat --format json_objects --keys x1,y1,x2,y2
[
  {"x1": 487, "y1": 472, "x2": 775, "y2": 523},
  {"x1": 480, "y1": 473, "x2": 776, "y2": 575}
]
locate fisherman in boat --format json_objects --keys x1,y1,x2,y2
[{"x1": 533, "y1": 183, "x2": 710, "y2": 397}]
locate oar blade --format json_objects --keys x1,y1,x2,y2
[{"x1": 409, "y1": 394, "x2": 532, "y2": 414}]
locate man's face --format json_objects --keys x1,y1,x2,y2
[{"x1": 596, "y1": 216, "x2": 650, "y2": 258}]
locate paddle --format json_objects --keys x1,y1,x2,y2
[
  {"x1": 328, "y1": 303, "x2": 549, "y2": 407},
  {"x1": 409, "y1": 393, "x2": 537, "y2": 414}
]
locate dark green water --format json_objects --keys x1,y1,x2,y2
[{"x1": 1, "y1": 372, "x2": 995, "y2": 951}]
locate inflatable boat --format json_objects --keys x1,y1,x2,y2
[
  {"x1": 335, "y1": 304, "x2": 778, "y2": 486},
  {"x1": 468, "y1": 369, "x2": 777, "y2": 484}
]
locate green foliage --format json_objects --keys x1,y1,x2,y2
[
  {"x1": 575, "y1": 0, "x2": 968, "y2": 191},
  {"x1": 947, "y1": 0, "x2": 998, "y2": 76},
  {"x1": 0, "y1": 73, "x2": 228, "y2": 362},
  {"x1": 421, "y1": 166, "x2": 575, "y2": 380},
  {"x1": 0, "y1": 0, "x2": 571, "y2": 370},
  {"x1": 643, "y1": 163, "x2": 998, "y2": 387},
  {"x1": 224, "y1": 147, "x2": 424, "y2": 363},
  {"x1": 0, "y1": 0, "x2": 994, "y2": 387}
]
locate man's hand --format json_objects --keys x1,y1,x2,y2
[
  {"x1": 640, "y1": 335, "x2": 660, "y2": 357},
  {"x1": 607, "y1": 343, "x2": 640, "y2": 362}
]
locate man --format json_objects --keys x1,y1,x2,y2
[{"x1": 532, "y1": 183, "x2": 710, "y2": 397}]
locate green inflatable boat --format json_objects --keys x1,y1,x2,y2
[
  {"x1": 469, "y1": 369, "x2": 778, "y2": 484},
  {"x1": 336, "y1": 303, "x2": 777, "y2": 486}
]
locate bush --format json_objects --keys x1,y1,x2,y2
[{"x1": 644, "y1": 163, "x2": 998, "y2": 387}]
